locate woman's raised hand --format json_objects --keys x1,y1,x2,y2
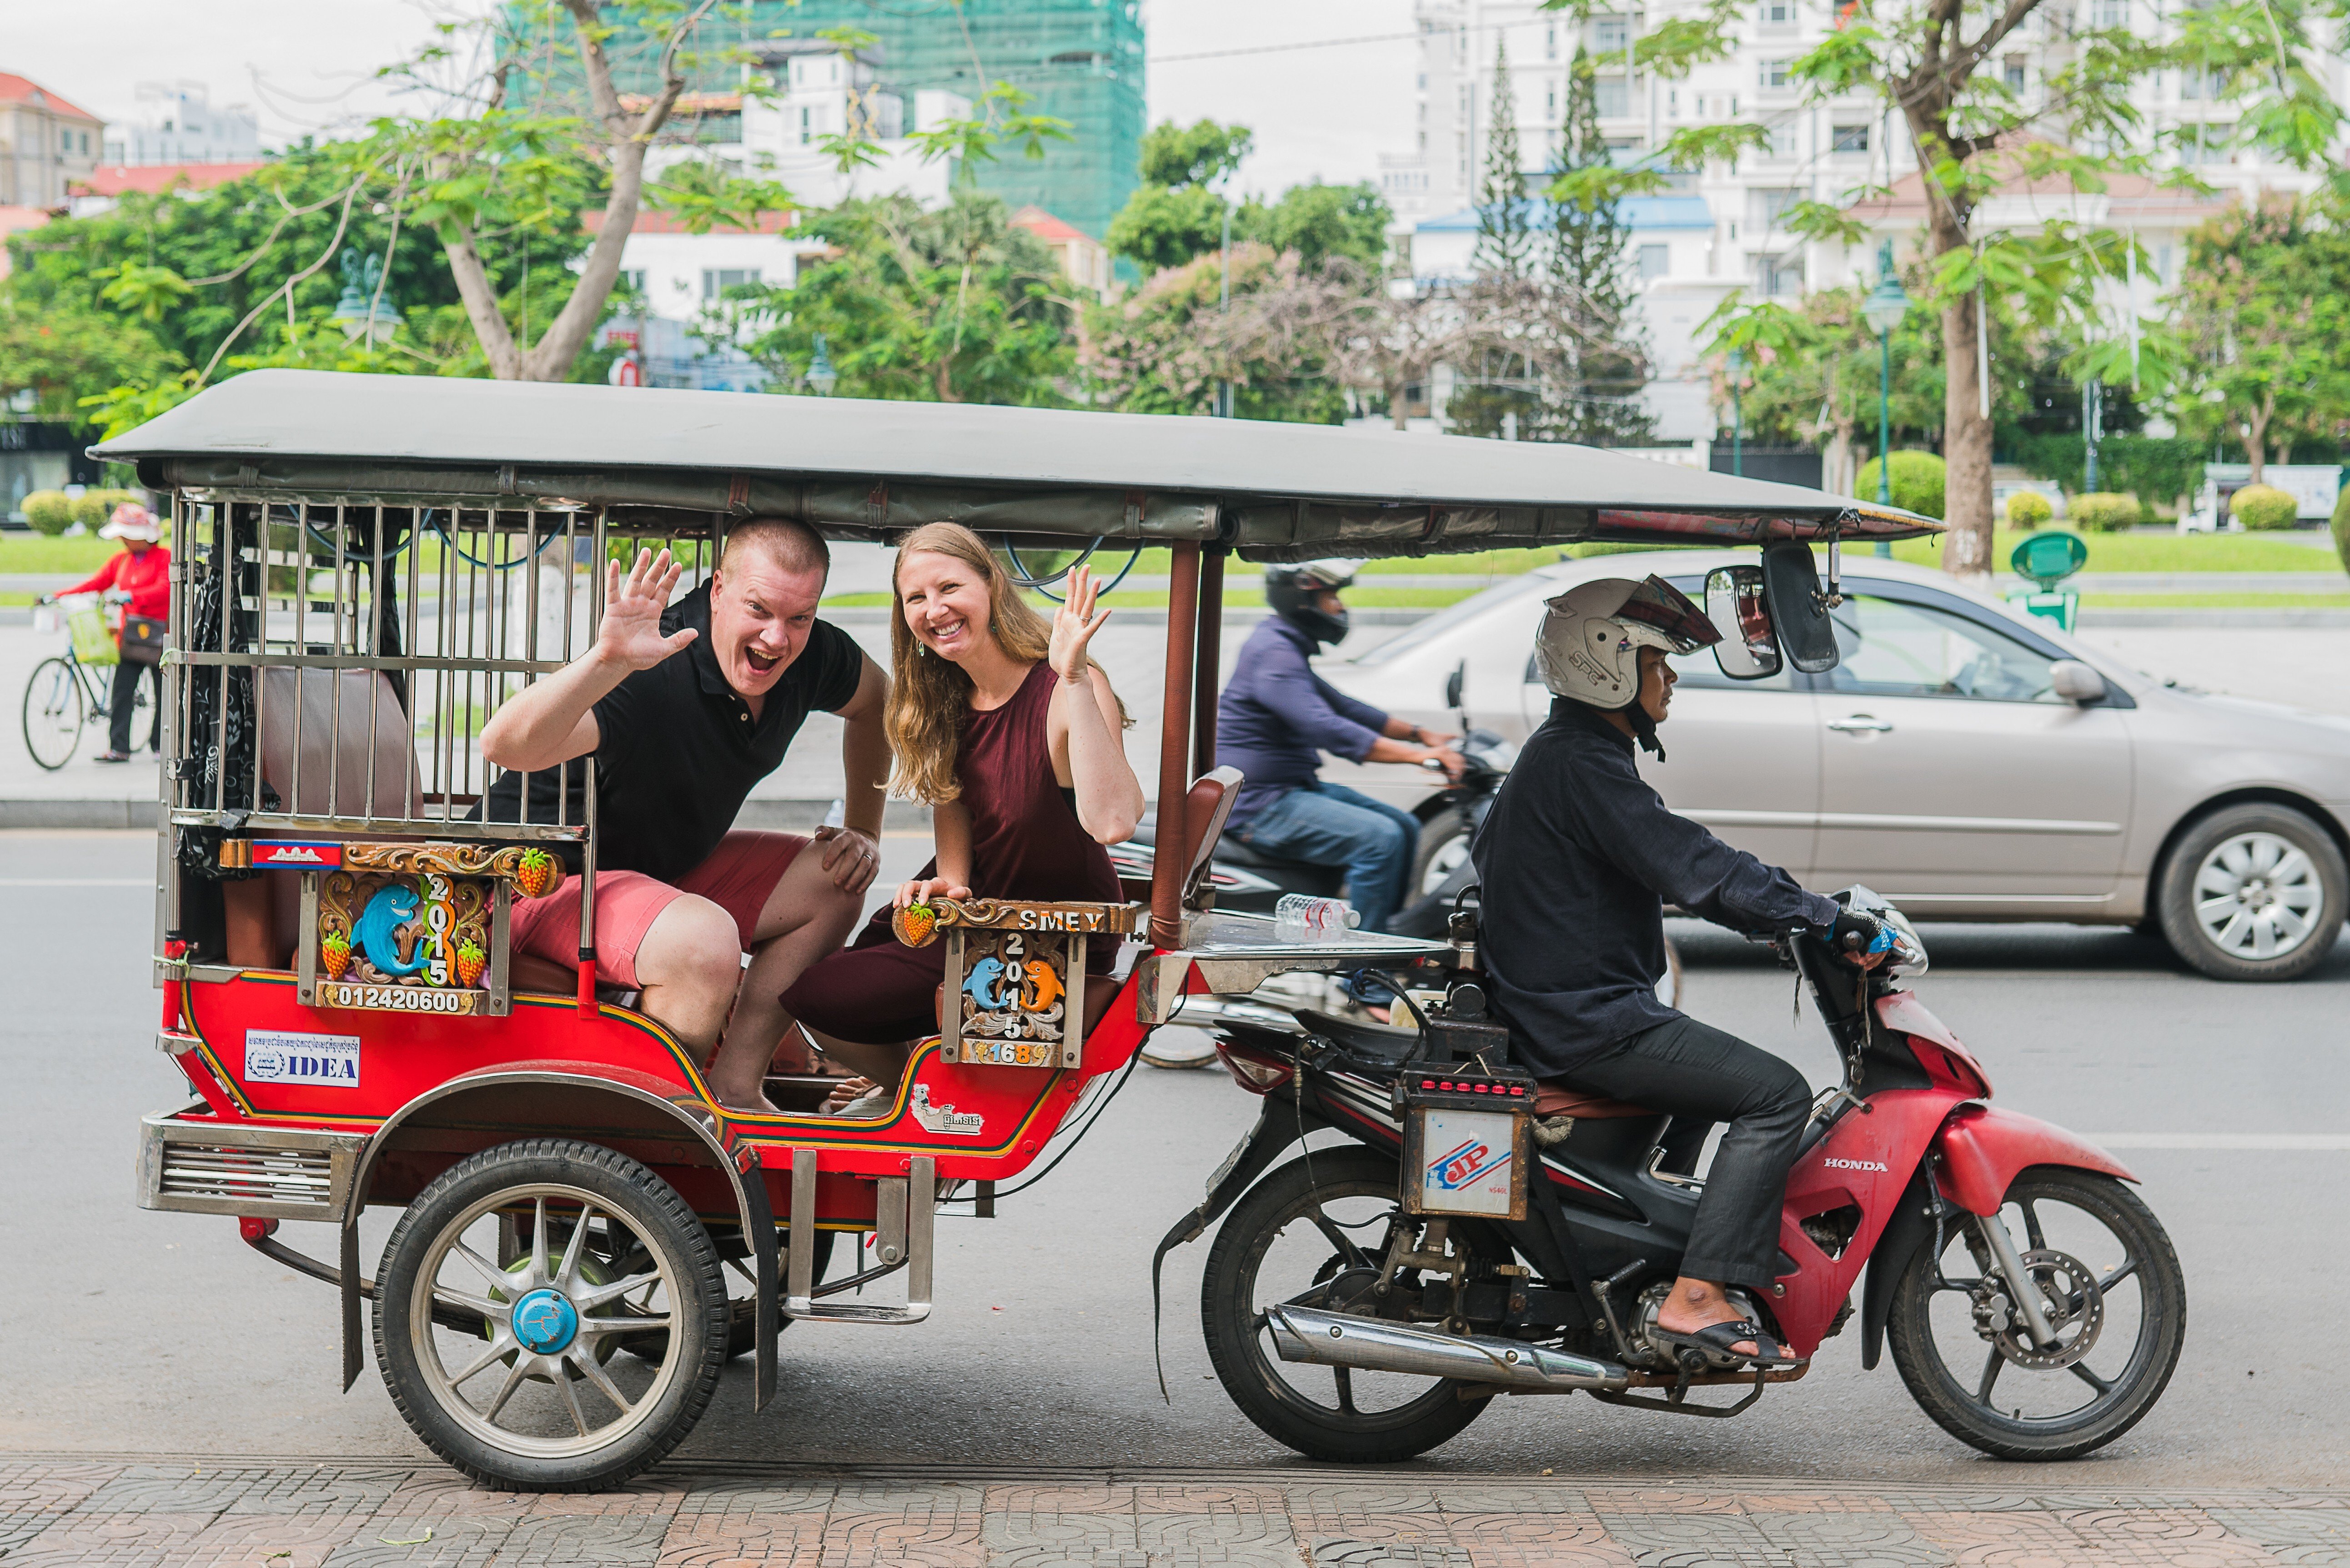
[
  {"x1": 895, "y1": 876, "x2": 974, "y2": 910},
  {"x1": 1049, "y1": 564, "x2": 1112, "y2": 683},
  {"x1": 595, "y1": 548, "x2": 697, "y2": 672}
]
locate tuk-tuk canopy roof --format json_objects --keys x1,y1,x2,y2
[{"x1": 95, "y1": 370, "x2": 1941, "y2": 558}]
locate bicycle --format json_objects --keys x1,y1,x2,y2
[{"x1": 22, "y1": 593, "x2": 149, "y2": 771}]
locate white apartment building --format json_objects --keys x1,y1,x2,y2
[
  {"x1": 1384, "y1": 0, "x2": 2347, "y2": 437},
  {"x1": 103, "y1": 81, "x2": 260, "y2": 165}
]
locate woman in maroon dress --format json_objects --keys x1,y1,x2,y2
[{"x1": 781, "y1": 523, "x2": 1144, "y2": 1111}]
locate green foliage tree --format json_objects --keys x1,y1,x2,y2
[
  {"x1": 1105, "y1": 183, "x2": 1230, "y2": 274},
  {"x1": 1139, "y1": 120, "x2": 1254, "y2": 190},
  {"x1": 2330, "y1": 484, "x2": 2350, "y2": 575},
  {"x1": 1471, "y1": 40, "x2": 1532, "y2": 279},
  {"x1": 1542, "y1": 0, "x2": 2345, "y2": 581},
  {"x1": 1538, "y1": 45, "x2": 1650, "y2": 445},
  {"x1": 1084, "y1": 242, "x2": 1350, "y2": 424},
  {"x1": 1236, "y1": 182, "x2": 1391, "y2": 270},
  {"x1": 2165, "y1": 193, "x2": 2350, "y2": 485},
  {"x1": 1702, "y1": 284, "x2": 1946, "y2": 488},
  {"x1": 2011, "y1": 432, "x2": 2207, "y2": 513},
  {"x1": 1107, "y1": 117, "x2": 1389, "y2": 278},
  {"x1": 737, "y1": 191, "x2": 1074, "y2": 406}
]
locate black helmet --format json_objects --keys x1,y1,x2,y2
[{"x1": 1265, "y1": 560, "x2": 1357, "y2": 648}]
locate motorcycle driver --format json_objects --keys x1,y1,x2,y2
[
  {"x1": 1217, "y1": 562, "x2": 1466, "y2": 943},
  {"x1": 1469, "y1": 575, "x2": 1887, "y2": 1368}
]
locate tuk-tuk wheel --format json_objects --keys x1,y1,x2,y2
[{"x1": 372, "y1": 1138, "x2": 728, "y2": 1491}]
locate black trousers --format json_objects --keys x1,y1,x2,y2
[
  {"x1": 108, "y1": 657, "x2": 162, "y2": 755},
  {"x1": 1561, "y1": 1015, "x2": 1810, "y2": 1292}
]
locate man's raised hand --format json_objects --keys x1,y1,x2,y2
[{"x1": 596, "y1": 548, "x2": 698, "y2": 672}]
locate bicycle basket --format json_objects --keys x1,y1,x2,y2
[{"x1": 64, "y1": 595, "x2": 118, "y2": 667}]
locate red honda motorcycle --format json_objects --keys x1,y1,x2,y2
[{"x1": 1160, "y1": 890, "x2": 2185, "y2": 1462}]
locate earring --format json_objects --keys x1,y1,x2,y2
[{"x1": 917, "y1": 642, "x2": 928, "y2": 658}]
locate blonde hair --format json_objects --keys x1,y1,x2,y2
[{"x1": 884, "y1": 523, "x2": 1056, "y2": 804}]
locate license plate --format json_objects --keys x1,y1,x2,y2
[
  {"x1": 957, "y1": 1038, "x2": 1058, "y2": 1068},
  {"x1": 1414, "y1": 1107, "x2": 1520, "y2": 1216}
]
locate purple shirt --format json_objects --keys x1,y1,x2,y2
[{"x1": 1215, "y1": 618, "x2": 1390, "y2": 824}]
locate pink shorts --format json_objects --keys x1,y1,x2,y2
[{"x1": 510, "y1": 830, "x2": 809, "y2": 990}]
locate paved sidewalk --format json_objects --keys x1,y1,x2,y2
[{"x1": 2, "y1": 1457, "x2": 2345, "y2": 1566}]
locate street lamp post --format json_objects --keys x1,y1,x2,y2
[
  {"x1": 807, "y1": 334, "x2": 838, "y2": 397},
  {"x1": 1860, "y1": 241, "x2": 1912, "y2": 558},
  {"x1": 331, "y1": 248, "x2": 403, "y2": 345},
  {"x1": 1727, "y1": 350, "x2": 1746, "y2": 476}
]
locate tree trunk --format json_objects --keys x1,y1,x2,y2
[
  {"x1": 1938, "y1": 288, "x2": 1993, "y2": 582},
  {"x1": 1390, "y1": 365, "x2": 1414, "y2": 430},
  {"x1": 521, "y1": 137, "x2": 651, "y2": 382},
  {"x1": 2238, "y1": 402, "x2": 2270, "y2": 485},
  {"x1": 437, "y1": 223, "x2": 525, "y2": 381}
]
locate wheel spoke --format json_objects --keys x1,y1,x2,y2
[
  {"x1": 1306, "y1": 1208, "x2": 1373, "y2": 1273},
  {"x1": 582, "y1": 1312, "x2": 668, "y2": 1335},
  {"x1": 1333, "y1": 1365, "x2": 1358, "y2": 1415},
  {"x1": 434, "y1": 1286, "x2": 514, "y2": 1324},
  {"x1": 556, "y1": 1204, "x2": 597, "y2": 1291},
  {"x1": 444, "y1": 1336, "x2": 516, "y2": 1389},
  {"x1": 2020, "y1": 1201, "x2": 2046, "y2": 1252},
  {"x1": 574, "y1": 1271, "x2": 664, "y2": 1311},
  {"x1": 2098, "y1": 1255, "x2": 2139, "y2": 1293},
  {"x1": 554, "y1": 1362, "x2": 593, "y2": 1437},
  {"x1": 482, "y1": 1360, "x2": 530, "y2": 1423},
  {"x1": 2070, "y1": 1360, "x2": 2113, "y2": 1396},
  {"x1": 571, "y1": 1350, "x2": 638, "y2": 1414},
  {"x1": 450, "y1": 1241, "x2": 512, "y2": 1295},
  {"x1": 1976, "y1": 1347, "x2": 2004, "y2": 1403},
  {"x1": 529, "y1": 1197, "x2": 550, "y2": 1287}
]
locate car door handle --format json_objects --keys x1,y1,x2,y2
[{"x1": 1826, "y1": 715, "x2": 1894, "y2": 733}]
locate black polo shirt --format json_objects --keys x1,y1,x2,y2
[{"x1": 477, "y1": 581, "x2": 864, "y2": 885}]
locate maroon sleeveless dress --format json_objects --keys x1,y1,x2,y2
[{"x1": 783, "y1": 661, "x2": 1122, "y2": 1044}]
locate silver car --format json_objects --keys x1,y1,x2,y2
[{"x1": 1317, "y1": 550, "x2": 2350, "y2": 981}]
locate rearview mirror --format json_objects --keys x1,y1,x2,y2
[
  {"x1": 1444, "y1": 660, "x2": 1466, "y2": 711},
  {"x1": 1704, "y1": 567, "x2": 1782, "y2": 680},
  {"x1": 1761, "y1": 541, "x2": 1840, "y2": 674},
  {"x1": 2050, "y1": 659, "x2": 2107, "y2": 704}
]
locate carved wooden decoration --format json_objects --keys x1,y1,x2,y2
[
  {"x1": 893, "y1": 897, "x2": 1144, "y2": 942},
  {"x1": 939, "y1": 927, "x2": 1089, "y2": 1071},
  {"x1": 298, "y1": 865, "x2": 512, "y2": 1017}
]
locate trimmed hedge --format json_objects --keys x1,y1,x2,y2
[
  {"x1": 1853, "y1": 451, "x2": 1946, "y2": 519},
  {"x1": 21, "y1": 490, "x2": 74, "y2": 536},
  {"x1": 2229, "y1": 483, "x2": 2299, "y2": 531},
  {"x1": 2332, "y1": 484, "x2": 2350, "y2": 574},
  {"x1": 2006, "y1": 490, "x2": 2054, "y2": 529},
  {"x1": 2067, "y1": 492, "x2": 2143, "y2": 531}
]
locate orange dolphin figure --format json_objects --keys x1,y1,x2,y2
[{"x1": 1019, "y1": 956, "x2": 1065, "y2": 1014}]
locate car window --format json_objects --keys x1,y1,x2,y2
[{"x1": 1821, "y1": 593, "x2": 2063, "y2": 703}]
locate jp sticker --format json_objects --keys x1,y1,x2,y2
[{"x1": 245, "y1": 1030, "x2": 361, "y2": 1087}]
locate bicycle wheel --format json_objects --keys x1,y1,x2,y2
[{"x1": 22, "y1": 657, "x2": 85, "y2": 770}]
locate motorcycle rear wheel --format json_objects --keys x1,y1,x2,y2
[
  {"x1": 1885, "y1": 1166, "x2": 2184, "y2": 1461},
  {"x1": 1200, "y1": 1146, "x2": 1495, "y2": 1462}
]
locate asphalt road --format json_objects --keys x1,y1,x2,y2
[{"x1": 4, "y1": 827, "x2": 2347, "y2": 1487}]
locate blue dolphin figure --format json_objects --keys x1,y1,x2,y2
[
  {"x1": 961, "y1": 955, "x2": 1011, "y2": 1012},
  {"x1": 355, "y1": 884, "x2": 428, "y2": 977}
]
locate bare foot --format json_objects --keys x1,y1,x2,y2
[
  {"x1": 707, "y1": 1073, "x2": 782, "y2": 1115},
  {"x1": 820, "y1": 1076, "x2": 878, "y2": 1115},
  {"x1": 1655, "y1": 1277, "x2": 1764, "y2": 1359}
]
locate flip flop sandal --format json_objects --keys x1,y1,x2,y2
[{"x1": 1649, "y1": 1319, "x2": 1805, "y2": 1370}]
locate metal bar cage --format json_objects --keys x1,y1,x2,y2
[{"x1": 161, "y1": 491, "x2": 728, "y2": 966}]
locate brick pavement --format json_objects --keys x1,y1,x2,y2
[{"x1": 2, "y1": 1459, "x2": 2345, "y2": 1567}]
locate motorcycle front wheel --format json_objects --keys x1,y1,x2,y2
[
  {"x1": 1408, "y1": 805, "x2": 1471, "y2": 901},
  {"x1": 1200, "y1": 1147, "x2": 1496, "y2": 1463},
  {"x1": 1885, "y1": 1166, "x2": 2185, "y2": 1461}
]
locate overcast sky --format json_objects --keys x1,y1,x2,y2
[{"x1": 7, "y1": 0, "x2": 1417, "y2": 201}]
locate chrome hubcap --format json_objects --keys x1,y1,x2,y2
[
  {"x1": 2192, "y1": 832, "x2": 2323, "y2": 960},
  {"x1": 1418, "y1": 834, "x2": 1471, "y2": 897}
]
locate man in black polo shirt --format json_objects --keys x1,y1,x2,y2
[{"x1": 480, "y1": 518, "x2": 890, "y2": 1111}]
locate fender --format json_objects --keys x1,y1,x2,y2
[
  {"x1": 1934, "y1": 1101, "x2": 2137, "y2": 1217},
  {"x1": 339, "y1": 1063, "x2": 768, "y2": 1400}
]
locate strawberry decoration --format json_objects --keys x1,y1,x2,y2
[
  {"x1": 321, "y1": 931, "x2": 351, "y2": 980},
  {"x1": 893, "y1": 902, "x2": 939, "y2": 948},
  {"x1": 513, "y1": 848, "x2": 562, "y2": 900},
  {"x1": 455, "y1": 940, "x2": 487, "y2": 989}
]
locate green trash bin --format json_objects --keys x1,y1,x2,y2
[{"x1": 2006, "y1": 532, "x2": 2088, "y2": 632}]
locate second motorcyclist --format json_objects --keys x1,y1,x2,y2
[
  {"x1": 1218, "y1": 563, "x2": 1465, "y2": 945},
  {"x1": 1470, "y1": 575, "x2": 1886, "y2": 1368}
]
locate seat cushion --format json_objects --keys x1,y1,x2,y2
[{"x1": 1534, "y1": 1081, "x2": 1659, "y2": 1120}]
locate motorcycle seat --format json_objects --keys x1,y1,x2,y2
[
  {"x1": 1295, "y1": 1009, "x2": 1419, "y2": 1066},
  {"x1": 1534, "y1": 1081, "x2": 1660, "y2": 1120}
]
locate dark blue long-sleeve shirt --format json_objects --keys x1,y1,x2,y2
[
  {"x1": 1471, "y1": 698, "x2": 1840, "y2": 1075},
  {"x1": 1216, "y1": 617, "x2": 1390, "y2": 824}
]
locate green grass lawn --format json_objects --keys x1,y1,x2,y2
[
  {"x1": 2079, "y1": 593, "x2": 2350, "y2": 608},
  {"x1": 1891, "y1": 528, "x2": 2340, "y2": 573},
  {"x1": 0, "y1": 534, "x2": 124, "y2": 573}
]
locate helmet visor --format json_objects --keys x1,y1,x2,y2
[{"x1": 1617, "y1": 574, "x2": 1720, "y2": 653}]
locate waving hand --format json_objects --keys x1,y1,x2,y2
[{"x1": 597, "y1": 548, "x2": 698, "y2": 672}]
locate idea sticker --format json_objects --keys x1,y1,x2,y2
[{"x1": 244, "y1": 1029, "x2": 361, "y2": 1087}]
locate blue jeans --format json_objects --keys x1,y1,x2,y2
[{"x1": 1236, "y1": 781, "x2": 1421, "y2": 936}]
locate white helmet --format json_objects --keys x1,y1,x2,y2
[{"x1": 1533, "y1": 575, "x2": 1721, "y2": 710}]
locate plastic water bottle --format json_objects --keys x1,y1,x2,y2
[{"x1": 1275, "y1": 894, "x2": 1361, "y2": 942}]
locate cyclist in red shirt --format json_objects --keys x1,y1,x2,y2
[{"x1": 52, "y1": 503, "x2": 171, "y2": 762}]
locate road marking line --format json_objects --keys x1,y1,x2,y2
[
  {"x1": 0, "y1": 877, "x2": 151, "y2": 886},
  {"x1": 2083, "y1": 1133, "x2": 2350, "y2": 1150}
]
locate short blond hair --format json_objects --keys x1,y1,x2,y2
[{"x1": 721, "y1": 517, "x2": 829, "y2": 580}]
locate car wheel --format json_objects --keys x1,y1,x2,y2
[{"x1": 2156, "y1": 803, "x2": 2348, "y2": 981}]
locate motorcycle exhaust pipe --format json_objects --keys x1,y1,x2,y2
[{"x1": 1266, "y1": 1305, "x2": 1630, "y2": 1393}]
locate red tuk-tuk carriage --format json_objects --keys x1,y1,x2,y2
[{"x1": 110, "y1": 369, "x2": 1939, "y2": 1488}]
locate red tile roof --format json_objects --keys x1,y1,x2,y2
[
  {"x1": 1009, "y1": 204, "x2": 1095, "y2": 245},
  {"x1": 70, "y1": 163, "x2": 268, "y2": 197},
  {"x1": 0, "y1": 74, "x2": 102, "y2": 124}
]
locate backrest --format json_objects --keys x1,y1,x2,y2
[
  {"x1": 258, "y1": 667, "x2": 423, "y2": 820},
  {"x1": 1181, "y1": 765, "x2": 1246, "y2": 911}
]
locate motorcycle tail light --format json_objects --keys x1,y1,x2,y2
[{"x1": 1215, "y1": 1046, "x2": 1294, "y2": 1095}]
